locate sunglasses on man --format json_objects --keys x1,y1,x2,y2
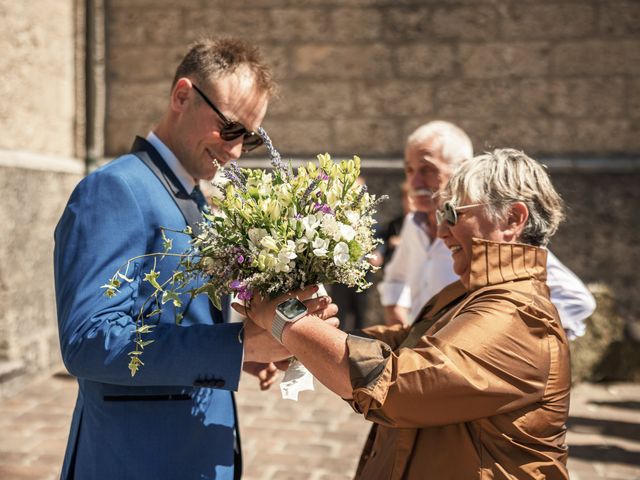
[
  {"x1": 436, "y1": 201, "x2": 488, "y2": 226},
  {"x1": 192, "y1": 84, "x2": 264, "y2": 152}
]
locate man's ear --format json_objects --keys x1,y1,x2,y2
[
  {"x1": 170, "y1": 77, "x2": 193, "y2": 113},
  {"x1": 505, "y1": 202, "x2": 529, "y2": 240}
]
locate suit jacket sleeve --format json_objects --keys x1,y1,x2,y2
[{"x1": 54, "y1": 167, "x2": 244, "y2": 388}]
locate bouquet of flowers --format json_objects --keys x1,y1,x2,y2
[{"x1": 105, "y1": 128, "x2": 385, "y2": 376}]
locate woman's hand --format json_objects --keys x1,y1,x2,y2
[{"x1": 232, "y1": 285, "x2": 340, "y2": 332}]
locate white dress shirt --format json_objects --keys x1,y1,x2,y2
[
  {"x1": 146, "y1": 131, "x2": 197, "y2": 194},
  {"x1": 378, "y1": 213, "x2": 596, "y2": 338}
]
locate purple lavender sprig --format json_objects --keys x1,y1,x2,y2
[
  {"x1": 257, "y1": 127, "x2": 287, "y2": 175},
  {"x1": 223, "y1": 162, "x2": 247, "y2": 192}
]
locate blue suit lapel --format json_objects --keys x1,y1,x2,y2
[{"x1": 129, "y1": 136, "x2": 226, "y2": 324}]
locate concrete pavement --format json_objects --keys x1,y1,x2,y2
[{"x1": 0, "y1": 372, "x2": 638, "y2": 479}]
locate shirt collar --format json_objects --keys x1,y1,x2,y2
[
  {"x1": 468, "y1": 238, "x2": 548, "y2": 291},
  {"x1": 146, "y1": 131, "x2": 197, "y2": 193}
]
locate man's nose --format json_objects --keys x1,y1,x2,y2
[{"x1": 226, "y1": 138, "x2": 244, "y2": 161}]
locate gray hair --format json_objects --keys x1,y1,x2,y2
[
  {"x1": 441, "y1": 148, "x2": 565, "y2": 246},
  {"x1": 406, "y1": 121, "x2": 474, "y2": 171}
]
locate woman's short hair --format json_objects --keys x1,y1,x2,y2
[
  {"x1": 172, "y1": 36, "x2": 276, "y2": 96},
  {"x1": 442, "y1": 148, "x2": 565, "y2": 246},
  {"x1": 406, "y1": 121, "x2": 474, "y2": 171}
]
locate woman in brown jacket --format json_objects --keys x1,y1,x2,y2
[{"x1": 238, "y1": 148, "x2": 571, "y2": 479}]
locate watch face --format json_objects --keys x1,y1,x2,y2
[{"x1": 277, "y1": 298, "x2": 308, "y2": 320}]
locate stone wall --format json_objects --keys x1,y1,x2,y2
[
  {"x1": 105, "y1": 0, "x2": 639, "y2": 158},
  {"x1": 0, "y1": 0, "x2": 83, "y2": 395}
]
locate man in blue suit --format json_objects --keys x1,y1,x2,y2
[{"x1": 54, "y1": 37, "x2": 307, "y2": 479}]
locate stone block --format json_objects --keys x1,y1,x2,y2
[
  {"x1": 107, "y1": 80, "x2": 168, "y2": 123},
  {"x1": 431, "y1": 4, "x2": 499, "y2": 40},
  {"x1": 550, "y1": 119, "x2": 635, "y2": 155},
  {"x1": 570, "y1": 284, "x2": 625, "y2": 383},
  {"x1": 599, "y1": 1, "x2": 640, "y2": 36},
  {"x1": 435, "y1": 79, "x2": 549, "y2": 118},
  {"x1": 184, "y1": 7, "x2": 275, "y2": 43},
  {"x1": 105, "y1": 117, "x2": 157, "y2": 157},
  {"x1": 292, "y1": 44, "x2": 392, "y2": 79},
  {"x1": 271, "y1": 8, "x2": 331, "y2": 42},
  {"x1": 549, "y1": 78, "x2": 626, "y2": 118},
  {"x1": 108, "y1": 7, "x2": 183, "y2": 46},
  {"x1": 382, "y1": 6, "x2": 433, "y2": 42},
  {"x1": 0, "y1": 1, "x2": 75, "y2": 156},
  {"x1": 333, "y1": 118, "x2": 403, "y2": 156},
  {"x1": 108, "y1": 46, "x2": 185, "y2": 82},
  {"x1": 459, "y1": 42, "x2": 551, "y2": 79},
  {"x1": 268, "y1": 81, "x2": 354, "y2": 119},
  {"x1": 395, "y1": 44, "x2": 456, "y2": 78},
  {"x1": 552, "y1": 40, "x2": 640, "y2": 76},
  {"x1": 502, "y1": 3, "x2": 595, "y2": 39},
  {"x1": 260, "y1": 119, "x2": 332, "y2": 157},
  {"x1": 629, "y1": 78, "x2": 640, "y2": 118},
  {"x1": 461, "y1": 118, "x2": 553, "y2": 156},
  {"x1": 330, "y1": 8, "x2": 384, "y2": 42},
  {"x1": 353, "y1": 80, "x2": 434, "y2": 116}
]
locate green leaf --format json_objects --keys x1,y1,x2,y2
[
  {"x1": 136, "y1": 324, "x2": 156, "y2": 334},
  {"x1": 146, "y1": 308, "x2": 162, "y2": 318},
  {"x1": 143, "y1": 270, "x2": 162, "y2": 291},
  {"x1": 136, "y1": 339, "x2": 155, "y2": 348},
  {"x1": 162, "y1": 290, "x2": 183, "y2": 307},
  {"x1": 117, "y1": 272, "x2": 134, "y2": 283}
]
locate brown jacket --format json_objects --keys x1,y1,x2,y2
[{"x1": 347, "y1": 239, "x2": 570, "y2": 479}]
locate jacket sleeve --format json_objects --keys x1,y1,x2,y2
[
  {"x1": 346, "y1": 294, "x2": 554, "y2": 428},
  {"x1": 546, "y1": 250, "x2": 596, "y2": 339},
  {"x1": 377, "y1": 214, "x2": 414, "y2": 308},
  {"x1": 54, "y1": 169, "x2": 244, "y2": 388}
]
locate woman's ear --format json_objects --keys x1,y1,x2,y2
[{"x1": 504, "y1": 202, "x2": 529, "y2": 240}]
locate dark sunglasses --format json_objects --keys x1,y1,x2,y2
[
  {"x1": 436, "y1": 201, "x2": 488, "y2": 226},
  {"x1": 192, "y1": 84, "x2": 264, "y2": 152}
]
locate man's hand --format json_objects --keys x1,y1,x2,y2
[
  {"x1": 242, "y1": 362, "x2": 280, "y2": 391},
  {"x1": 383, "y1": 305, "x2": 410, "y2": 326}
]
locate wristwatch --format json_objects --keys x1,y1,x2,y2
[{"x1": 272, "y1": 297, "x2": 308, "y2": 344}]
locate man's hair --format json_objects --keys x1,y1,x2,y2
[
  {"x1": 441, "y1": 148, "x2": 565, "y2": 246},
  {"x1": 405, "y1": 121, "x2": 473, "y2": 170},
  {"x1": 172, "y1": 36, "x2": 276, "y2": 96}
]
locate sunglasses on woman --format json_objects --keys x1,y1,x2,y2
[
  {"x1": 436, "y1": 201, "x2": 488, "y2": 226},
  {"x1": 192, "y1": 84, "x2": 264, "y2": 152}
]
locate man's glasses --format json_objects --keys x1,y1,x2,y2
[
  {"x1": 192, "y1": 84, "x2": 264, "y2": 152},
  {"x1": 436, "y1": 201, "x2": 488, "y2": 226}
]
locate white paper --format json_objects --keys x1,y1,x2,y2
[{"x1": 280, "y1": 358, "x2": 314, "y2": 401}]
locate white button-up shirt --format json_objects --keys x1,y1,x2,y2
[{"x1": 378, "y1": 212, "x2": 596, "y2": 338}]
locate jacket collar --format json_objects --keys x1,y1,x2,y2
[{"x1": 467, "y1": 238, "x2": 547, "y2": 291}]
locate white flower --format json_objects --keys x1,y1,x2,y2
[
  {"x1": 321, "y1": 215, "x2": 341, "y2": 241},
  {"x1": 312, "y1": 236, "x2": 330, "y2": 257},
  {"x1": 338, "y1": 223, "x2": 356, "y2": 242},
  {"x1": 302, "y1": 214, "x2": 321, "y2": 234},
  {"x1": 344, "y1": 210, "x2": 360, "y2": 225},
  {"x1": 333, "y1": 242, "x2": 350, "y2": 266},
  {"x1": 260, "y1": 235, "x2": 278, "y2": 252},
  {"x1": 248, "y1": 228, "x2": 268, "y2": 247}
]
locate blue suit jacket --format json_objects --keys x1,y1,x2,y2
[{"x1": 54, "y1": 138, "x2": 244, "y2": 480}]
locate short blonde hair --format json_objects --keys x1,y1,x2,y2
[{"x1": 441, "y1": 148, "x2": 565, "y2": 246}]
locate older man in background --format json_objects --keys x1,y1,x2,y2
[{"x1": 378, "y1": 121, "x2": 596, "y2": 339}]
